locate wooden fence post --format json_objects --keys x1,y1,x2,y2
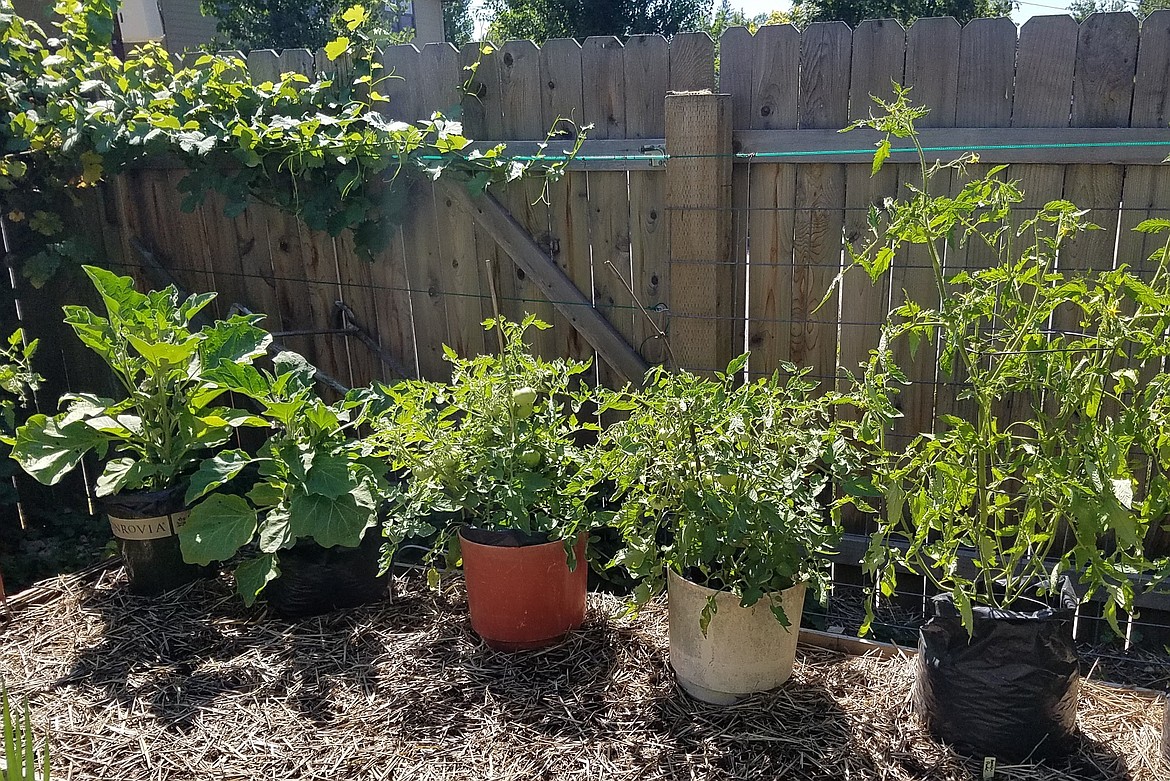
[{"x1": 665, "y1": 91, "x2": 736, "y2": 374}]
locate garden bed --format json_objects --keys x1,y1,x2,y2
[{"x1": 0, "y1": 567, "x2": 1164, "y2": 781}]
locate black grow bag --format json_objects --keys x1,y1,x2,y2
[
  {"x1": 98, "y1": 485, "x2": 209, "y2": 596},
  {"x1": 914, "y1": 580, "x2": 1080, "y2": 761},
  {"x1": 264, "y1": 530, "x2": 389, "y2": 618}
]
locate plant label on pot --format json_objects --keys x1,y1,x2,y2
[{"x1": 108, "y1": 511, "x2": 190, "y2": 541}]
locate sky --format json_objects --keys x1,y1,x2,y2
[{"x1": 730, "y1": 1, "x2": 1076, "y2": 23}]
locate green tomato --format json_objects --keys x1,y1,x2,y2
[
  {"x1": 518, "y1": 449, "x2": 542, "y2": 468},
  {"x1": 511, "y1": 386, "x2": 538, "y2": 419},
  {"x1": 716, "y1": 474, "x2": 736, "y2": 489}
]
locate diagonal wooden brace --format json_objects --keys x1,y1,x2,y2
[{"x1": 439, "y1": 179, "x2": 650, "y2": 384}]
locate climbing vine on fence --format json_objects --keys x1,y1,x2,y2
[{"x1": 0, "y1": 0, "x2": 583, "y2": 286}]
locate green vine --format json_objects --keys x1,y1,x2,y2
[{"x1": 0, "y1": 0, "x2": 585, "y2": 285}]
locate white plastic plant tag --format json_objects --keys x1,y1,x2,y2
[{"x1": 982, "y1": 757, "x2": 996, "y2": 779}]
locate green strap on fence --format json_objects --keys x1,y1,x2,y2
[{"x1": 419, "y1": 139, "x2": 1170, "y2": 165}]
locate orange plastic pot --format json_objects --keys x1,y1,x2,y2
[{"x1": 458, "y1": 528, "x2": 588, "y2": 652}]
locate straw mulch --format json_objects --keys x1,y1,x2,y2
[{"x1": 0, "y1": 567, "x2": 1165, "y2": 781}]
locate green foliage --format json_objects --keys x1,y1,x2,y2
[
  {"x1": 0, "y1": 330, "x2": 40, "y2": 444},
  {"x1": 178, "y1": 351, "x2": 389, "y2": 605},
  {"x1": 443, "y1": 0, "x2": 477, "y2": 46},
  {"x1": 372, "y1": 316, "x2": 598, "y2": 576},
  {"x1": 792, "y1": 0, "x2": 1012, "y2": 27},
  {"x1": 592, "y1": 356, "x2": 872, "y2": 629},
  {"x1": 1068, "y1": 0, "x2": 1170, "y2": 21},
  {"x1": 1, "y1": 682, "x2": 49, "y2": 781},
  {"x1": 199, "y1": 0, "x2": 413, "y2": 52},
  {"x1": 843, "y1": 87, "x2": 1170, "y2": 633},
  {"x1": 707, "y1": 0, "x2": 800, "y2": 38},
  {"x1": 11, "y1": 267, "x2": 270, "y2": 495},
  {"x1": 0, "y1": 1, "x2": 583, "y2": 284},
  {"x1": 486, "y1": 0, "x2": 709, "y2": 42}
]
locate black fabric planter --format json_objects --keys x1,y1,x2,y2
[
  {"x1": 264, "y1": 530, "x2": 389, "y2": 618},
  {"x1": 914, "y1": 580, "x2": 1080, "y2": 761},
  {"x1": 98, "y1": 485, "x2": 209, "y2": 596}
]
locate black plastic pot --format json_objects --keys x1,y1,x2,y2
[
  {"x1": 98, "y1": 485, "x2": 209, "y2": 596},
  {"x1": 913, "y1": 580, "x2": 1080, "y2": 761},
  {"x1": 263, "y1": 529, "x2": 389, "y2": 618}
]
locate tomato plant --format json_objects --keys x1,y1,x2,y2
[
  {"x1": 592, "y1": 356, "x2": 874, "y2": 631},
  {"x1": 371, "y1": 315, "x2": 598, "y2": 577},
  {"x1": 844, "y1": 87, "x2": 1170, "y2": 633}
]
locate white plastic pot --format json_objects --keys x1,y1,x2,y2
[{"x1": 667, "y1": 568, "x2": 806, "y2": 705}]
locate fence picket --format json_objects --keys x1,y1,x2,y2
[
  {"x1": 582, "y1": 36, "x2": 633, "y2": 387},
  {"x1": 792, "y1": 22, "x2": 850, "y2": 390},
  {"x1": 744, "y1": 24, "x2": 800, "y2": 379}
]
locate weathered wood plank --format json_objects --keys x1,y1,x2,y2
[
  {"x1": 582, "y1": 36, "x2": 633, "y2": 387},
  {"x1": 719, "y1": 26, "x2": 754, "y2": 368},
  {"x1": 625, "y1": 35, "x2": 671, "y2": 366},
  {"x1": 1061, "y1": 11, "x2": 1140, "y2": 281},
  {"x1": 667, "y1": 32, "x2": 715, "y2": 92},
  {"x1": 839, "y1": 19, "x2": 904, "y2": 392},
  {"x1": 498, "y1": 39, "x2": 558, "y2": 359},
  {"x1": 792, "y1": 22, "x2": 850, "y2": 389},
  {"x1": 540, "y1": 38, "x2": 593, "y2": 363},
  {"x1": 896, "y1": 17, "x2": 960, "y2": 440},
  {"x1": 1119, "y1": 10, "x2": 1170, "y2": 277},
  {"x1": 745, "y1": 24, "x2": 800, "y2": 378},
  {"x1": 953, "y1": 17, "x2": 1018, "y2": 271}
]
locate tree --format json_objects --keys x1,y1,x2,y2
[
  {"x1": 1068, "y1": 0, "x2": 1170, "y2": 20},
  {"x1": 200, "y1": 0, "x2": 412, "y2": 51},
  {"x1": 444, "y1": 0, "x2": 476, "y2": 45},
  {"x1": 792, "y1": 0, "x2": 1013, "y2": 27},
  {"x1": 705, "y1": 0, "x2": 801, "y2": 38},
  {"x1": 485, "y1": 0, "x2": 709, "y2": 42}
]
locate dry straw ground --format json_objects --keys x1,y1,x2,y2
[{"x1": 0, "y1": 568, "x2": 1164, "y2": 781}]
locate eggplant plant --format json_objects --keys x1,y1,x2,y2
[
  {"x1": 592, "y1": 357, "x2": 874, "y2": 631},
  {"x1": 12, "y1": 266, "x2": 270, "y2": 497},
  {"x1": 177, "y1": 351, "x2": 390, "y2": 604},
  {"x1": 845, "y1": 88, "x2": 1170, "y2": 632}
]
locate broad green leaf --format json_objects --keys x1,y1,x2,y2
[
  {"x1": 234, "y1": 553, "x2": 280, "y2": 606},
  {"x1": 258, "y1": 505, "x2": 294, "y2": 552},
  {"x1": 288, "y1": 490, "x2": 374, "y2": 549},
  {"x1": 81, "y1": 265, "x2": 147, "y2": 317},
  {"x1": 205, "y1": 362, "x2": 270, "y2": 399},
  {"x1": 179, "y1": 494, "x2": 258, "y2": 565},
  {"x1": 12, "y1": 414, "x2": 107, "y2": 486},
  {"x1": 95, "y1": 457, "x2": 159, "y2": 496},
  {"x1": 185, "y1": 449, "x2": 253, "y2": 505},
  {"x1": 305, "y1": 451, "x2": 353, "y2": 499},
  {"x1": 200, "y1": 316, "x2": 271, "y2": 367},
  {"x1": 247, "y1": 480, "x2": 284, "y2": 508},
  {"x1": 325, "y1": 37, "x2": 350, "y2": 61},
  {"x1": 126, "y1": 334, "x2": 198, "y2": 367}
]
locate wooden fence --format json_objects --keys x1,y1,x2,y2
[{"x1": 12, "y1": 13, "x2": 1170, "y2": 630}]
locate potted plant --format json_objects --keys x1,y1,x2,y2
[
  {"x1": 845, "y1": 89, "x2": 1170, "y2": 760},
  {"x1": 177, "y1": 350, "x2": 391, "y2": 616},
  {"x1": 12, "y1": 267, "x2": 270, "y2": 595},
  {"x1": 594, "y1": 357, "x2": 872, "y2": 704},
  {"x1": 374, "y1": 315, "x2": 597, "y2": 651}
]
